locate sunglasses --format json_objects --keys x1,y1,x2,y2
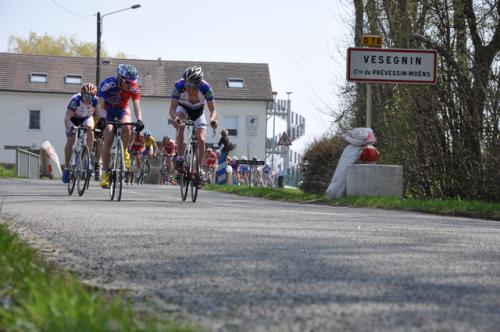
[{"x1": 81, "y1": 93, "x2": 93, "y2": 103}]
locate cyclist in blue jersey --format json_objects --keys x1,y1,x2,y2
[
  {"x1": 168, "y1": 66, "x2": 218, "y2": 172},
  {"x1": 96, "y1": 64, "x2": 145, "y2": 188}
]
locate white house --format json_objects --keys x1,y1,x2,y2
[{"x1": 0, "y1": 53, "x2": 273, "y2": 164}]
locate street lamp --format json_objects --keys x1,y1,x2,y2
[{"x1": 96, "y1": 4, "x2": 141, "y2": 86}]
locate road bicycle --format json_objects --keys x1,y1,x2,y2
[
  {"x1": 178, "y1": 119, "x2": 201, "y2": 202},
  {"x1": 106, "y1": 120, "x2": 137, "y2": 201},
  {"x1": 67, "y1": 126, "x2": 93, "y2": 196},
  {"x1": 137, "y1": 153, "x2": 151, "y2": 185},
  {"x1": 125, "y1": 150, "x2": 138, "y2": 185}
]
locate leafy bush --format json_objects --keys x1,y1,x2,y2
[{"x1": 300, "y1": 134, "x2": 347, "y2": 194}]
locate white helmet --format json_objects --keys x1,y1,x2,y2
[{"x1": 183, "y1": 66, "x2": 203, "y2": 83}]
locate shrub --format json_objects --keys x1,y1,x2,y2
[{"x1": 300, "y1": 134, "x2": 347, "y2": 194}]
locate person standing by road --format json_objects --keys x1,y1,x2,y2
[{"x1": 96, "y1": 64, "x2": 144, "y2": 188}]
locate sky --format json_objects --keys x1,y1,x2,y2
[{"x1": 0, "y1": 0, "x2": 354, "y2": 153}]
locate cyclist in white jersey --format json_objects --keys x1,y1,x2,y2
[
  {"x1": 62, "y1": 83, "x2": 98, "y2": 183},
  {"x1": 168, "y1": 66, "x2": 218, "y2": 171}
]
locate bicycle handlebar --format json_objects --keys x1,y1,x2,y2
[{"x1": 105, "y1": 122, "x2": 138, "y2": 127}]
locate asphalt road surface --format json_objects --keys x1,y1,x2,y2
[{"x1": 1, "y1": 178, "x2": 499, "y2": 332}]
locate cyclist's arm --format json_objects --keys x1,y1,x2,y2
[
  {"x1": 169, "y1": 99, "x2": 179, "y2": 123},
  {"x1": 64, "y1": 110, "x2": 73, "y2": 130},
  {"x1": 131, "y1": 98, "x2": 143, "y2": 122},
  {"x1": 97, "y1": 97, "x2": 106, "y2": 119},
  {"x1": 207, "y1": 99, "x2": 217, "y2": 127}
]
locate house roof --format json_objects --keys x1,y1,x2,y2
[{"x1": 0, "y1": 53, "x2": 273, "y2": 101}]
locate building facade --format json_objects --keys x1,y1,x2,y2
[{"x1": 0, "y1": 53, "x2": 273, "y2": 164}]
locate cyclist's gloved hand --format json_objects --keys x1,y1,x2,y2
[
  {"x1": 97, "y1": 117, "x2": 106, "y2": 131},
  {"x1": 135, "y1": 119, "x2": 144, "y2": 133}
]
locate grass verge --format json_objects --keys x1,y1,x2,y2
[
  {"x1": 204, "y1": 184, "x2": 500, "y2": 221},
  {"x1": 0, "y1": 223, "x2": 195, "y2": 332},
  {"x1": 0, "y1": 165, "x2": 16, "y2": 178}
]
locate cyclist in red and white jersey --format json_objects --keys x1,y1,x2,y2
[{"x1": 96, "y1": 64, "x2": 145, "y2": 188}]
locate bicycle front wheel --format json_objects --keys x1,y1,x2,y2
[
  {"x1": 180, "y1": 152, "x2": 190, "y2": 202},
  {"x1": 67, "y1": 166, "x2": 76, "y2": 196},
  {"x1": 77, "y1": 147, "x2": 90, "y2": 196},
  {"x1": 190, "y1": 148, "x2": 199, "y2": 202},
  {"x1": 116, "y1": 143, "x2": 124, "y2": 201}
]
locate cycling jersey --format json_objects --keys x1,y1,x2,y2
[
  {"x1": 66, "y1": 93, "x2": 98, "y2": 118},
  {"x1": 160, "y1": 139, "x2": 176, "y2": 155},
  {"x1": 131, "y1": 134, "x2": 156, "y2": 150},
  {"x1": 145, "y1": 136, "x2": 157, "y2": 148},
  {"x1": 99, "y1": 77, "x2": 141, "y2": 111},
  {"x1": 205, "y1": 151, "x2": 218, "y2": 167},
  {"x1": 171, "y1": 79, "x2": 214, "y2": 120}
]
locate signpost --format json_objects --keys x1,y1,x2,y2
[
  {"x1": 277, "y1": 132, "x2": 292, "y2": 147},
  {"x1": 347, "y1": 48, "x2": 437, "y2": 84},
  {"x1": 347, "y1": 47, "x2": 437, "y2": 127}
]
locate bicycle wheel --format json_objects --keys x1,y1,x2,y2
[
  {"x1": 190, "y1": 148, "x2": 200, "y2": 202},
  {"x1": 77, "y1": 147, "x2": 90, "y2": 196},
  {"x1": 67, "y1": 166, "x2": 76, "y2": 196},
  {"x1": 116, "y1": 141, "x2": 124, "y2": 201},
  {"x1": 180, "y1": 151, "x2": 190, "y2": 201},
  {"x1": 109, "y1": 150, "x2": 116, "y2": 201}
]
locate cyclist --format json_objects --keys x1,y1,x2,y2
[
  {"x1": 238, "y1": 156, "x2": 250, "y2": 185},
  {"x1": 96, "y1": 64, "x2": 144, "y2": 188},
  {"x1": 62, "y1": 83, "x2": 98, "y2": 183},
  {"x1": 203, "y1": 147, "x2": 218, "y2": 183},
  {"x1": 159, "y1": 136, "x2": 176, "y2": 181},
  {"x1": 168, "y1": 66, "x2": 218, "y2": 173},
  {"x1": 130, "y1": 129, "x2": 157, "y2": 171}
]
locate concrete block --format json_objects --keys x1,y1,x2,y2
[{"x1": 346, "y1": 164, "x2": 403, "y2": 198}]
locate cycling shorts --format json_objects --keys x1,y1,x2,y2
[
  {"x1": 66, "y1": 116, "x2": 93, "y2": 137},
  {"x1": 105, "y1": 107, "x2": 131, "y2": 122},
  {"x1": 176, "y1": 105, "x2": 206, "y2": 129}
]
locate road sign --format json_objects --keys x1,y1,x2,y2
[
  {"x1": 277, "y1": 132, "x2": 292, "y2": 146},
  {"x1": 347, "y1": 48, "x2": 437, "y2": 84},
  {"x1": 362, "y1": 35, "x2": 383, "y2": 47},
  {"x1": 235, "y1": 160, "x2": 265, "y2": 166}
]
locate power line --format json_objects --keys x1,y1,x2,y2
[{"x1": 50, "y1": 0, "x2": 94, "y2": 17}]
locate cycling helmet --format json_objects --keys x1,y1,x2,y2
[
  {"x1": 183, "y1": 66, "x2": 203, "y2": 83},
  {"x1": 207, "y1": 148, "x2": 213, "y2": 152},
  {"x1": 143, "y1": 129, "x2": 151, "y2": 137},
  {"x1": 117, "y1": 64, "x2": 138, "y2": 82},
  {"x1": 162, "y1": 136, "x2": 168, "y2": 141},
  {"x1": 81, "y1": 82, "x2": 97, "y2": 95}
]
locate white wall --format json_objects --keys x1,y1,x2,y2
[{"x1": 0, "y1": 92, "x2": 268, "y2": 164}]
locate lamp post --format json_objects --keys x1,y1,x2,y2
[
  {"x1": 285, "y1": 91, "x2": 293, "y2": 185},
  {"x1": 271, "y1": 91, "x2": 278, "y2": 172},
  {"x1": 96, "y1": 4, "x2": 141, "y2": 86}
]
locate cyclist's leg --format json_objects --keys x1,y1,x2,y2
[
  {"x1": 84, "y1": 117, "x2": 95, "y2": 153},
  {"x1": 175, "y1": 106, "x2": 187, "y2": 157},
  {"x1": 64, "y1": 131, "x2": 76, "y2": 168},
  {"x1": 120, "y1": 111, "x2": 133, "y2": 149},
  {"x1": 194, "y1": 114, "x2": 207, "y2": 167}
]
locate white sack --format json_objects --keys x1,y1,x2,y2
[{"x1": 325, "y1": 145, "x2": 362, "y2": 199}]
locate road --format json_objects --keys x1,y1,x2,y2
[{"x1": 1, "y1": 178, "x2": 499, "y2": 332}]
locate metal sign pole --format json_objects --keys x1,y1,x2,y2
[{"x1": 366, "y1": 83, "x2": 372, "y2": 128}]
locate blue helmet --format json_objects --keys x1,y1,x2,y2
[
  {"x1": 143, "y1": 129, "x2": 151, "y2": 137},
  {"x1": 117, "y1": 64, "x2": 138, "y2": 82}
]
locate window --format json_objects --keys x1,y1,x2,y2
[
  {"x1": 222, "y1": 116, "x2": 238, "y2": 136},
  {"x1": 65, "y1": 75, "x2": 82, "y2": 85},
  {"x1": 227, "y1": 78, "x2": 245, "y2": 88},
  {"x1": 30, "y1": 73, "x2": 48, "y2": 83},
  {"x1": 29, "y1": 110, "x2": 41, "y2": 130}
]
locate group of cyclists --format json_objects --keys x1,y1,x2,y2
[{"x1": 61, "y1": 64, "x2": 218, "y2": 189}]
